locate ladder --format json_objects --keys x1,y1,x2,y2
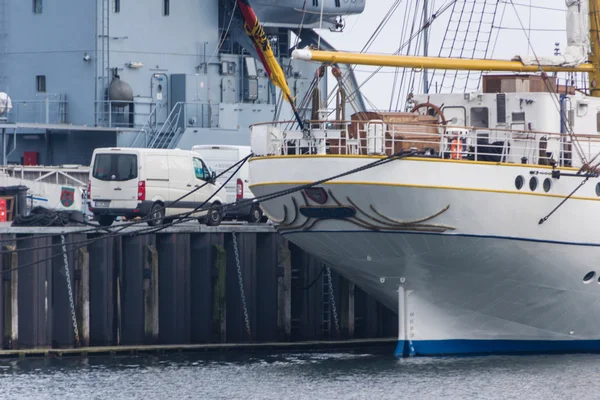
[
  {"x1": 97, "y1": 0, "x2": 111, "y2": 125},
  {"x1": 0, "y1": 0, "x2": 7, "y2": 92},
  {"x1": 321, "y1": 264, "x2": 331, "y2": 338}
]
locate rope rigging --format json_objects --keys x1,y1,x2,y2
[{"x1": 0, "y1": 149, "x2": 418, "y2": 273}]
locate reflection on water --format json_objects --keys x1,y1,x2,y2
[{"x1": 0, "y1": 348, "x2": 599, "y2": 399}]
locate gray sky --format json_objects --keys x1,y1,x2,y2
[{"x1": 318, "y1": 0, "x2": 570, "y2": 111}]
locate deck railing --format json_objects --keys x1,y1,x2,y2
[{"x1": 250, "y1": 119, "x2": 600, "y2": 168}]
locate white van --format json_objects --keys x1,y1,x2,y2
[
  {"x1": 88, "y1": 147, "x2": 226, "y2": 227},
  {"x1": 191, "y1": 145, "x2": 266, "y2": 223}
]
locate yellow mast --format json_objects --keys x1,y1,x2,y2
[
  {"x1": 589, "y1": 0, "x2": 600, "y2": 96},
  {"x1": 292, "y1": 49, "x2": 595, "y2": 74}
]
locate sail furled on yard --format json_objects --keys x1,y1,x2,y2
[{"x1": 236, "y1": 0, "x2": 303, "y2": 128}]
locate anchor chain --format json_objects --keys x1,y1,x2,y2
[
  {"x1": 232, "y1": 232, "x2": 252, "y2": 340},
  {"x1": 326, "y1": 266, "x2": 340, "y2": 337},
  {"x1": 60, "y1": 234, "x2": 80, "y2": 347}
]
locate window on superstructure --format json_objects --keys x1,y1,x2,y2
[
  {"x1": 163, "y1": 0, "x2": 170, "y2": 16},
  {"x1": 33, "y1": 0, "x2": 42, "y2": 14},
  {"x1": 36, "y1": 75, "x2": 46, "y2": 93},
  {"x1": 114, "y1": 0, "x2": 120, "y2": 13},
  {"x1": 596, "y1": 112, "x2": 600, "y2": 133},
  {"x1": 313, "y1": 0, "x2": 318, "y2": 6},
  {"x1": 470, "y1": 107, "x2": 489, "y2": 128}
]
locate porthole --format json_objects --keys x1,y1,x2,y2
[
  {"x1": 543, "y1": 178, "x2": 552, "y2": 193},
  {"x1": 529, "y1": 176, "x2": 538, "y2": 191},
  {"x1": 583, "y1": 271, "x2": 596, "y2": 283},
  {"x1": 515, "y1": 175, "x2": 524, "y2": 190},
  {"x1": 596, "y1": 182, "x2": 600, "y2": 197}
]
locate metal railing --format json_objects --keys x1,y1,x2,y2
[
  {"x1": 250, "y1": 120, "x2": 600, "y2": 169},
  {"x1": 147, "y1": 102, "x2": 184, "y2": 149},
  {"x1": 95, "y1": 99, "x2": 159, "y2": 129},
  {"x1": 130, "y1": 103, "x2": 162, "y2": 148},
  {"x1": 9, "y1": 94, "x2": 67, "y2": 124}
]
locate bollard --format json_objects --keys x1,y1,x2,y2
[
  {"x1": 211, "y1": 244, "x2": 226, "y2": 343},
  {"x1": 143, "y1": 244, "x2": 159, "y2": 344},
  {"x1": 76, "y1": 247, "x2": 90, "y2": 347},
  {"x1": 2, "y1": 245, "x2": 17, "y2": 349},
  {"x1": 277, "y1": 244, "x2": 291, "y2": 341}
]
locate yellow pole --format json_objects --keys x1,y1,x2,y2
[
  {"x1": 589, "y1": 0, "x2": 600, "y2": 96},
  {"x1": 291, "y1": 49, "x2": 595, "y2": 74}
]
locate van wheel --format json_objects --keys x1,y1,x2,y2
[
  {"x1": 246, "y1": 205, "x2": 263, "y2": 224},
  {"x1": 206, "y1": 203, "x2": 223, "y2": 226},
  {"x1": 147, "y1": 202, "x2": 165, "y2": 226},
  {"x1": 97, "y1": 215, "x2": 114, "y2": 227}
]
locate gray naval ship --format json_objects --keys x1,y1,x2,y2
[{"x1": 0, "y1": 0, "x2": 366, "y2": 166}]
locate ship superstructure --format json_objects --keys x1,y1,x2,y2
[{"x1": 0, "y1": 0, "x2": 365, "y2": 166}]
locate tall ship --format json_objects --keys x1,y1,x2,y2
[{"x1": 248, "y1": 0, "x2": 600, "y2": 356}]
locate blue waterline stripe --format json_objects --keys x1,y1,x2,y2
[
  {"x1": 281, "y1": 230, "x2": 600, "y2": 248},
  {"x1": 395, "y1": 339, "x2": 600, "y2": 357}
]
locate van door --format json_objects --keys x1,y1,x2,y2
[
  {"x1": 192, "y1": 146, "x2": 240, "y2": 203},
  {"x1": 192, "y1": 156, "x2": 217, "y2": 210},
  {"x1": 167, "y1": 153, "x2": 193, "y2": 216},
  {"x1": 90, "y1": 151, "x2": 139, "y2": 209}
]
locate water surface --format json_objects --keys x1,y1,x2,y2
[{"x1": 0, "y1": 349, "x2": 597, "y2": 399}]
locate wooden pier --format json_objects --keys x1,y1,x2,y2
[{"x1": 0, "y1": 223, "x2": 397, "y2": 355}]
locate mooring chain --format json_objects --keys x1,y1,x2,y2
[
  {"x1": 326, "y1": 266, "x2": 340, "y2": 337},
  {"x1": 232, "y1": 232, "x2": 252, "y2": 341},
  {"x1": 60, "y1": 234, "x2": 80, "y2": 347}
]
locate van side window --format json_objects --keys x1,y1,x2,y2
[{"x1": 193, "y1": 157, "x2": 207, "y2": 180}]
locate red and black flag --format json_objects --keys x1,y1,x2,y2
[{"x1": 237, "y1": 0, "x2": 303, "y2": 128}]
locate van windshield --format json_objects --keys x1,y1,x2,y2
[{"x1": 92, "y1": 154, "x2": 138, "y2": 181}]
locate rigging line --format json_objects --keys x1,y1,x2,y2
[
  {"x1": 450, "y1": 0, "x2": 478, "y2": 92},
  {"x1": 476, "y1": 0, "x2": 501, "y2": 90},
  {"x1": 489, "y1": 1, "x2": 508, "y2": 58},
  {"x1": 345, "y1": 0, "x2": 456, "y2": 105},
  {"x1": 508, "y1": 0, "x2": 587, "y2": 165},
  {"x1": 332, "y1": 0, "x2": 404, "y2": 103},
  {"x1": 428, "y1": 0, "x2": 459, "y2": 93},
  {"x1": 0, "y1": 151, "x2": 254, "y2": 245},
  {"x1": 389, "y1": 0, "x2": 413, "y2": 111},
  {"x1": 465, "y1": 0, "x2": 498, "y2": 92},
  {"x1": 527, "y1": 0, "x2": 532, "y2": 56},
  {"x1": 205, "y1": 0, "x2": 238, "y2": 67},
  {"x1": 277, "y1": 0, "x2": 307, "y2": 122},
  {"x1": 395, "y1": 0, "x2": 422, "y2": 111},
  {"x1": 493, "y1": 26, "x2": 566, "y2": 32},
  {"x1": 499, "y1": 0, "x2": 566, "y2": 13},
  {"x1": 5, "y1": 151, "x2": 417, "y2": 272},
  {"x1": 3, "y1": 153, "x2": 253, "y2": 256},
  {"x1": 440, "y1": 0, "x2": 469, "y2": 92},
  {"x1": 405, "y1": 2, "x2": 426, "y2": 108},
  {"x1": 538, "y1": 175, "x2": 592, "y2": 225},
  {"x1": 317, "y1": 0, "x2": 325, "y2": 49}
]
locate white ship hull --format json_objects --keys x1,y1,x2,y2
[{"x1": 249, "y1": 155, "x2": 600, "y2": 356}]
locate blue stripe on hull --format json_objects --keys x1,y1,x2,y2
[{"x1": 395, "y1": 340, "x2": 600, "y2": 357}]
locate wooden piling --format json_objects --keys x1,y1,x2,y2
[
  {"x1": 2, "y1": 245, "x2": 17, "y2": 349},
  {"x1": 277, "y1": 244, "x2": 292, "y2": 341},
  {"x1": 76, "y1": 247, "x2": 90, "y2": 347},
  {"x1": 143, "y1": 244, "x2": 159, "y2": 344},
  {"x1": 340, "y1": 279, "x2": 355, "y2": 339},
  {"x1": 211, "y1": 244, "x2": 226, "y2": 343}
]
